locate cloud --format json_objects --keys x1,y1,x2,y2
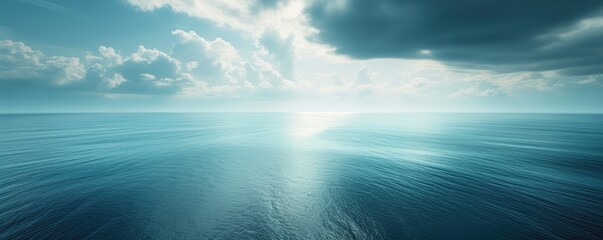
[
  {"x1": 249, "y1": 52, "x2": 292, "y2": 87},
  {"x1": 125, "y1": 0, "x2": 312, "y2": 44},
  {"x1": 258, "y1": 28, "x2": 295, "y2": 79},
  {"x1": 307, "y1": 0, "x2": 603, "y2": 76},
  {"x1": 355, "y1": 66, "x2": 372, "y2": 85},
  {"x1": 45, "y1": 56, "x2": 86, "y2": 85},
  {"x1": 0, "y1": 40, "x2": 44, "y2": 79},
  {"x1": 88, "y1": 45, "x2": 186, "y2": 94},
  {"x1": 126, "y1": 0, "x2": 267, "y2": 31},
  {"x1": 0, "y1": 40, "x2": 85, "y2": 84},
  {"x1": 105, "y1": 73, "x2": 126, "y2": 88},
  {"x1": 172, "y1": 29, "x2": 243, "y2": 86},
  {"x1": 140, "y1": 73, "x2": 156, "y2": 81},
  {"x1": 170, "y1": 29, "x2": 295, "y2": 92},
  {"x1": 98, "y1": 46, "x2": 123, "y2": 65},
  {"x1": 574, "y1": 76, "x2": 602, "y2": 85},
  {"x1": 88, "y1": 36, "x2": 281, "y2": 96},
  {"x1": 450, "y1": 82, "x2": 504, "y2": 98},
  {"x1": 120, "y1": 47, "x2": 182, "y2": 93},
  {"x1": 124, "y1": 0, "x2": 318, "y2": 81},
  {"x1": 489, "y1": 72, "x2": 565, "y2": 92},
  {"x1": 0, "y1": 29, "x2": 294, "y2": 97}
]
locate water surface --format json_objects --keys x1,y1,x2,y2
[{"x1": 1, "y1": 113, "x2": 602, "y2": 239}]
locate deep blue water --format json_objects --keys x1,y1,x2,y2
[{"x1": 1, "y1": 113, "x2": 602, "y2": 239}]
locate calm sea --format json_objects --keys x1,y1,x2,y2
[{"x1": 1, "y1": 113, "x2": 602, "y2": 239}]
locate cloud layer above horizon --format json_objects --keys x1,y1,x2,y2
[{"x1": 1, "y1": 0, "x2": 602, "y2": 112}]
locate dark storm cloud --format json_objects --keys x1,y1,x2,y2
[{"x1": 307, "y1": 0, "x2": 603, "y2": 75}]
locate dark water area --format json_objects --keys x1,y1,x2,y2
[{"x1": 1, "y1": 113, "x2": 602, "y2": 239}]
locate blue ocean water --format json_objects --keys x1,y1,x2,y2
[{"x1": 0, "y1": 113, "x2": 602, "y2": 239}]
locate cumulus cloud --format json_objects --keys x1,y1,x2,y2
[
  {"x1": 168, "y1": 29, "x2": 294, "y2": 91},
  {"x1": 0, "y1": 28, "x2": 298, "y2": 97},
  {"x1": 307, "y1": 0, "x2": 603, "y2": 76},
  {"x1": 45, "y1": 56, "x2": 87, "y2": 85},
  {"x1": 98, "y1": 46, "x2": 123, "y2": 65},
  {"x1": 140, "y1": 73, "x2": 156, "y2": 81},
  {"x1": 0, "y1": 40, "x2": 85, "y2": 84},
  {"x1": 124, "y1": 0, "x2": 326, "y2": 86},
  {"x1": 171, "y1": 29, "x2": 243, "y2": 86},
  {"x1": 124, "y1": 0, "x2": 315, "y2": 58},
  {"x1": 0, "y1": 40, "x2": 44, "y2": 79},
  {"x1": 105, "y1": 73, "x2": 126, "y2": 88},
  {"x1": 84, "y1": 32, "x2": 288, "y2": 97},
  {"x1": 88, "y1": 45, "x2": 186, "y2": 94}
]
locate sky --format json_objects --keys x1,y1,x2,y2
[{"x1": 1, "y1": 0, "x2": 602, "y2": 112}]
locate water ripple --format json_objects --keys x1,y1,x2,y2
[{"x1": 1, "y1": 113, "x2": 602, "y2": 239}]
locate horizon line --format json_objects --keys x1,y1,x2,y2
[{"x1": 1, "y1": 111, "x2": 602, "y2": 114}]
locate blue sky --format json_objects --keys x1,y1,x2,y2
[{"x1": 1, "y1": 0, "x2": 602, "y2": 112}]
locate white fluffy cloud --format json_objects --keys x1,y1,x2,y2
[
  {"x1": 125, "y1": 0, "x2": 328, "y2": 69},
  {"x1": 88, "y1": 45, "x2": 186, "y2": 94},
  {"x1": 98, "y1": 46, "x2": 123, "y2": 65},
  {"x1": 66, "y1": 29, "x2": 291, "y2": 96},
  {"x1": 125, "y1": 0, "x2": 307, "y2": 35},
  {"x1": 169, "y1": 29, "x2": 296, "y2": 94},
  {"x1": 0, "y1": 40, "x2": 44, "y2": 79},
  {"x1": 45, "y1": 56, "x2": 87, "y2": 85},
  {"x1": 105, "y1": 73, "x2": 126, "y2": 88},
  {"x1": 0, "y1": 40, "x2": 85, "y2": 84},
  {"x1": 171, "y1": 29, "x2": 242, "y2": 86}
]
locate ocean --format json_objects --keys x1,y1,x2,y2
[{"x1": 1, "y1": 113, "x2": 602, "y2": 239}]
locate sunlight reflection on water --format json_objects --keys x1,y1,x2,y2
[{"x1": 287, "y1": 112, "x2": 351, "y2": 138}]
